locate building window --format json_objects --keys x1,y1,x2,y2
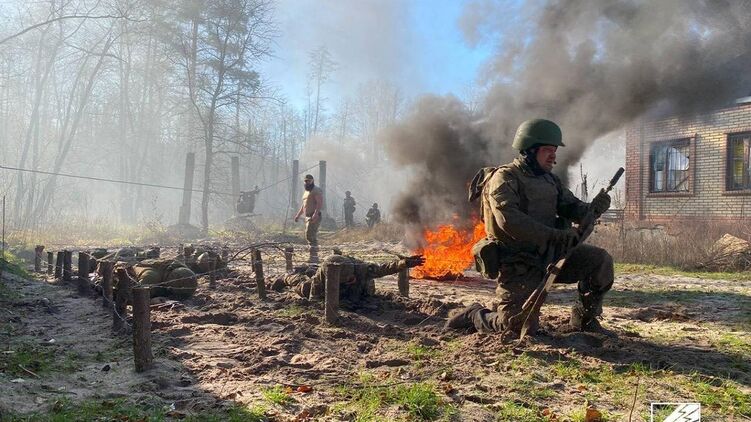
[
  {"x1": 650, "y1": 138, "x2": 690, "y2": 192},
  {"x1": 727, "y1": 133, "x2": 751, "y2": 191}
]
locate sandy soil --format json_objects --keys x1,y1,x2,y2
[{"x1": 1, "y1": 242, "x2": 749, "y2": 421}]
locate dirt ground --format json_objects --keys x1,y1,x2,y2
[{"x1": 1, "y1": 241, "x2": 750, "y2": 421}]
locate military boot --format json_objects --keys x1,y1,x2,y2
[
  {"x1": 569, "y1": 292, "x2": 614, "y2": 335},
  {"x1": 444, "y1": 303, "x2": 484, "y2": 331}
]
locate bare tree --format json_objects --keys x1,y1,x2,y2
[
  {"x1": 168, "y1": 0, "x2": 276, "y2": 233},
  {"x1": 306, "y1": 45, "x2": 337, "y2": 137}
]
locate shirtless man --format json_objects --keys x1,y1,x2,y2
[{"x1": 294, "y1": 174, "x2": 324, "y2": 262}]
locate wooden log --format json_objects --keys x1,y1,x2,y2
[
  {"x1": 54, "y1": 251, "x2": 63, "y2": 279},
  {"x1": 284, "y1": 246, "x2": 293, "y2": 272},
  {"x1": 324, "y1": 262, "x2": 341, "y2": 324},
  {"x1": 131, "y1": 286, "x2": 153, "y2": 372},
  {"x1": 113, "y1": 269, "x2": 133, "y2": 334},
  {"x1": 34, "y1": 245, "x2": 44, "y2": 272},
  {"x1": 398, "y1": 268, "x2": 410, "y2": 298},
  {"x1": 63, "y1": 250, "x2": 72, "y2": 282},
  {"x1": 46, "y1": 251, "x2": 53, "y2": 275},
  {"x1": 253, "y1": 249, "x2": 266, "y2": 300},
  {"x1": 101, "y1": 261, "x2": 114, "y2": 309},
  {"x1": 77, "y1": 252, "x2": 90, "y2": 296},
  {"x1": 208, "y1": 257, "x2": 217, "y2": 289}
]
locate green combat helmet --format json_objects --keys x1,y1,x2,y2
[{"x1": 512, "y1": 118, "x2": 565, "y2": 151}]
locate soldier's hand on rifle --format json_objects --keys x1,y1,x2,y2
[
  {"x1": 403, "y1": 255, "x2": 426, "y2": 268},
  {"x1": 590, "y1": 190, "x2": 611, "y2": 216},
  {"x1": 551, "y1": 228, "x2": 580, "y2": 248}
]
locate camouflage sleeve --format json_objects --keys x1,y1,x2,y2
[
  {"x1": 488, "y1": 170, "x2": 556, "y2": 250},
  {"x1": 556, "y1": 185, "x2": 589, "y2": 223},
  {"x1": 366, "y1": 260, "x2": 406, "y2": 279}
]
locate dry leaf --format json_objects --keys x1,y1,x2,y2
[
  {"x1": 584, "y1": 406, "x2": 603, "y2": 422},
  {"x1": 296, "y1": 385, "x2": 313, "y2": 393},
  {"x1": 284, "y1": 386, "x2": 294, "y2": 394},
  {"x1": 576, "y1": 384, "x2": 587, "y2": 392}
]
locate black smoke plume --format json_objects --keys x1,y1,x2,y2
[{"x1": 383, "y1": 0, "x2": 751, "y2": 236}]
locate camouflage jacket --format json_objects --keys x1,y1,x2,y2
[{"x1": 482, "y1": 157, "x2": 589, "y2": 256}]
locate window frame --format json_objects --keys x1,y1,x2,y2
[
  {"x1": 725, "y1": 131, "x2": 751, "y2": 194},
  {"x1": 647, "y1": 136, "x2": 695, "y2": 196}
]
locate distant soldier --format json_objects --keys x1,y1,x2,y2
[
  {"x1": 294, "y1": 174, "x2": 324, "y2": 262},
  {"x1": 275, "y1": 253, "x2": 425, "y2": 303},
  {"x1": 343, "y1": 191, "x2": 357, "y2": 228},
  {"x1": 365, "y1": 203, "x2": 381, "y2": 228},
  {"x1": 237, "y1": 185, "x2": 260, "y2": 215}
]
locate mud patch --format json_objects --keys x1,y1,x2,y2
[
  {"x1": 181, "y1": 312, "x2": 239, "y2": 326},
  {"x1": 625, "y1": 305, "x2": 694, "y2": 322}
]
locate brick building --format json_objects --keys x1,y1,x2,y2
[{"x1": 625, "y1": 97, "x2": 751, "y2": 223}]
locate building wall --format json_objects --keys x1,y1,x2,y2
[{"x1": 625, "y1": 101, "x2": 751, "y2": 223}]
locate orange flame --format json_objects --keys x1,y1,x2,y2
[{"x1": 412, "y1": 220, "x2": 485, "y2": 280}]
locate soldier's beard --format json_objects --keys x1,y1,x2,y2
[{"x1": 304, "y1": 183, "x2": 315, "y2": 191}]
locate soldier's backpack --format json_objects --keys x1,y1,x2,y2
[{"x1": 468, "y1": 166, "x2": 503, "y2": 279}]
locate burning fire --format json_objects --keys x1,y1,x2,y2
[{"x1": 412, "y1": 220, "x2": 485, "y2": 280}]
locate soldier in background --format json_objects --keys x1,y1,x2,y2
[
  {"x1": 343, "y1": 191, "x2": 356, "y2": 228},
  {"x1": 294, "y1": 174, "x2": 324, "y2": 263},
  {"x1": 365, "y1": 203, "x2": 381, "y2": 228},
  {"x1": 130, "y1": 258, "x2": 197, "y2": 300},
  {"x1": 274, "y1": 253, "x2": 425, "y2": 303}
]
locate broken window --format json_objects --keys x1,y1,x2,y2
[
  {"x1": 650, "y1": 138, "x2": 690, "y2": 192},
  {"x1": 727, "y1": 133, "x2": 751, "y2": 191}
]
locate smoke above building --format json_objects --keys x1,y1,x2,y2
[{"x1": 382, "y1": 0, "x2": 751, "y2": 236}]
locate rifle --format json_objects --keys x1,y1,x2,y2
[{"x1": 515, "y1": 167, "x2": 624, "y2": 339}]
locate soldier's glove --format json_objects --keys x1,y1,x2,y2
[
  {"x1": 403, "y1": 255, "x2": 426, "y2": 268},
  {"x1": 590, "y1": 191, "x2": 611, "y2": 216},
  {"x1": 551, "y1": 228, "x2": 580, "y2": 248}
]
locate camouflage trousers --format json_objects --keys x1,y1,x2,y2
[
  {"x1": 305, "y1": 217, "x2": 321, "y2": 262},
  {"x1": 284, "y1": 273, "x2": 375, "y2": 303},
  {"x1": 470, "y1": 244, "x2": 614, "y2": 334}
]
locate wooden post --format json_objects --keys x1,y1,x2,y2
[
  {"x1": 290, "y1": 159, "x2": 299, "y2": 211},
  {"x1": 178, "y1": 243, "x2": 184, "y2": 255},
  {"x1": 178, "y1": 152, "x2": 196, "y2": 225},
  {"x1": 54, "y1": 251, "x2": 63, "y2": 279},
  {"x1": 63, "y1": 250, "x2": 72, "y2": 282},
  {"x1": 101, "y1": 261, "x2": 114, "y2": 308},
  {"x1": 231, "y1": 156, "x2": 240, "y2": 213},
  {"x1": 398, "y1": 268, "x2": 409, "y2": 298},
  {"x1": 253, "y1": 249, "x2": 266, "y2": 300},
  {"x1": 47, "y1": 251, "x2": 53, "y2": 275},
  {"x1": 131, "y1": 286, "x2": 153, "y2": 372},
  {"x1": 77, "y1": 252, "x2": 90, "y2": 296},
  {"x1": 153, "y1": 247, "x2": 161, "y2": 258},
  {"x1": 324, "y1": 262, "x2": 341, "y2": 324},
  {"x1": 34, "y1": 245, "x2": 44, "y2": 272},
  {"x1": 221, "y1": 247, "x2": 229, "y2": 263},
  {"x1": 284, "y1": 246, "x2": 293, "y2": 272},
  {"x1": 208, "y1": 257, "x2": 217, "y2": 289},
  {"x1": 319, "y1": 160, "x2": 327, "y2": 217},
  {"x1": 113, "y1": 269, "x2": 133, "y2": 334}
]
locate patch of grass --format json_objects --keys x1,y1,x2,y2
[
  {"x1": 334, "y1": 379, "x2": 451, "y2": 421},
  {"x1": 0, "y1": 343, "x2": 55, "y2": 377},
  {"x1": 495, "y1": 401, "x2": 544, "y2": 422},
  {"x1": 405, "y1": 342, "x2": 439, "y2": 361},
  {"x1": 392, "y1": 383, "x2": 442, "y2": 420},
  {"x1": 690, "y1": 377, "x2": 751, "y2": 417},
  {"x1": 261, "y1": 385, "x2": 291, "y2": 406},
  {"x1": 186, "y1": 404, "x2": 267, "y2": 422},
  {"x1": 614, "y1": 263, "x2": 751, "y2": 281},
  {"x1": 713, "y1": 332, "x2": 751, "y2": 356},
  {"x1": 276, "y1": 304, "x2": 308, "y2": 318},
  {"x1": 5, "y1": 397, "x2": 166, "y2": 421},
  {"x1": 1, "y1": 250, "x2": 30, "y2": 279}
]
